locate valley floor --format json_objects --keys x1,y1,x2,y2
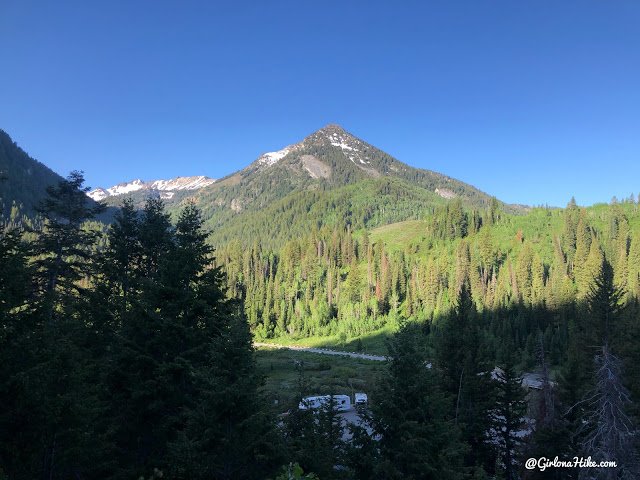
[
  {"x1": 255, "y1": 346, "x2": 387, "y2": 412},
  {"x1": 259, "y1": 325, "x2": 396, "y2": 356}
]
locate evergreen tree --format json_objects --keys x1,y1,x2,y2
[
  {"x1": 491, "y1": 353, "x2": 527, "y2": 480},
  {"x1": 584, "y1": 261, "x2": 623, "y2": 350},
  {"x1": 366, "y1": 324, "x2": 466, "y2": 479},
  {"x1": 531, "y1": 253, "x2": 545, "y2": 306},
  {"x1": 32, "y1": 170, "x2": 105, "y2": 315},
  {"x1": 0, "y1": 172, "x2": 110, "y2": 479},
  {"x1": 281, "y1": 376, "x2": 347, "y2": 478},
  {"x1": 168, "y1": 316, "x2": 280, "y2": 480},
  {"x1": 628, "y1": 233, "x2": 640, "y2": 298},
  {"x1": 477, "y1": 226, "x2": 497, "y2": 285},
  {"x1": 516, "y1": 241, "x2": 534, "y2": 305},
  {"x1": 138, "y1": 196, "x2": 173, "y2": 280},
  {"x1": 96, "y1": 198, "x2": 141, "y2": 321},
  {"x1": 436, "y1": 282, "x2": 497, "y2": 474},
  {"x1": 0, "y1": 227, "x2": 32, "y2": 329},
  {"x1": 104, "y1": 199, "x2": 241, "y2": 477},
  {"x1": 344, "y1": 256, "x2": 362, "y2": 303},
  {"x1": 0, "y1": 227, "x2": 35, "y2": 477}
]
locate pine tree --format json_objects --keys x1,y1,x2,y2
[
  {"x1": 578, "y1": 238, "x2": 604, "y2": 300},
  {"x1": 477, "y1": 226, "x2": 497, "y2": 285},
  {"x1": 516, "y1": 241, "x2": 534, "y2": 306},
  {"x1": 97, "y1": 198, "x2": 141, "y2": 320},
  {"x1": 563, "y1": 198, "x2": 581, "y2": 265},
  {"x1": 584, "y1": 261, "x2": 623, "y2": 350},
  {"x1": 367, "y1": 324, "x2": 466, "y2": 479},
  {"x1": 531, "y1": 253, "x2": 545, "y2": 306},
  {"x1": 0, "y1": 227, "x2": 36, "y2": 477},
  {"x1": 103, "y1": 199, "x2": 239, "y2": 477},
  {"x1": 344, "y1": 256, "x2": 362, "y2": 303},
  {"x1": 1, "y1": 172, "x2": 110, "y2": 479},
  {"x1": 33, "y1": 170, "x2": 105, "y2": 315},
  {"x1": 573, "y1": 212, "x2": 591, "y2": 280},
  {"x1": 168, "y1": 316, "x2": 280, "y2": 480},
  {"x1": 0, "y1": 227, "x2": 32, "y2": 329},
  {"x1": 628, "y1": 233, "x2": 640, "y2": 298},
  {"x1": 436, "y1": 282, "x2": 497, "y2": 474},
  {"x1": 455, "y1": 239, "x2": 471, "y2": 295},
  {"x1": 568, "y1": 260, "x2": 639, "y2": 478},
  {"x1": 138, "y1": 196, "x2": 173, "y2": 281},
  {"x1": 491, "y1": 353, "x2": 528, "y2": 480}
]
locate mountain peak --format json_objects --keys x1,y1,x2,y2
[
  {"x1": 300, "y1": 124, "x2": 369, "y2": 166},
  {"x1": 252, "y1": 125, "x2": 353, "y2": 169},
  {"x1": 310, "y1": 124, "x2": 353, "y2": 143},
  {"x1": 317, "y1": 124, "x2": 345, "y2": 134}
]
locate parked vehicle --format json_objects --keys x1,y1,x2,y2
[
  {"x1": 355, "y1": 393, "x2": 368, "y2": 405},
  {"x1": 299, "y1": 394, "x2": 351, "y2": 411}
]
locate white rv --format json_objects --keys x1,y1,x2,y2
[{"x1": 299, "y1": 395, "x2": 351, "y2": 411}]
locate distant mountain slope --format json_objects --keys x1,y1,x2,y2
[
  {"x1": 0, "y1": 129, "x2": 66, "y2": 217},
  {"x1": 2, "y1": 124, "x2": 528, "y2": 250},
  {"x1": 0, "y1": 129, "x2": 118, "y2": 223},
  {"x1": 94, "y1": 124, "x2": 528, "y2": 249},
  {"x1": 182, "y1": 124, "x2": 526, "y2": 247},
  {"x1": 200, "y1": 177, "x2": 450, "y2": 249},
  {"x1": 193, "y1": 124, "x2": 523, "y2": 213},
  {"x1": 88, "y1": 176, "x2": 215, "y2": 201}
]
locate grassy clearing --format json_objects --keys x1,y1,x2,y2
[
  {"x1": 369, "y1": 220, "x2": 428, "y2": 253},
  {"x1": 264, "y1": 325, "x2": 396, "y2": 356},
  {"x1": 256, "y1": 347, "x2": 387, "y2": 412}
]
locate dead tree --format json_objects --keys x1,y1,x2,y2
[{"x1": 574, "y1": 345, "x2": 639, "y2": 480}]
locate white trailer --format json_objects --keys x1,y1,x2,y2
[{"x1": 299, "y1": 394, "x2": 351, "y2": 411}]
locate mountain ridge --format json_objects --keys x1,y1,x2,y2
[
  {"x1": 87, "y1": 124, "x2": 526, "y2": 215},
  {"x1": 2, "y1": 124, "x2": 530, "y2": 249},
  {"x1": 0, "y1": 128, "x2": 66, "y2": 217},
  {"x1": 88, "y1": 175, "x2": 215, "y2": 201},
  {"x1": 192, "y1": 123, "x2": 525, "y2": 212}
]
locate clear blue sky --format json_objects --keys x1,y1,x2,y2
[{"x1": 1, "y1": 1, "x2": 639, "y2": 207}]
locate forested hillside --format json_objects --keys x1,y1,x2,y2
[
  {"x1": 3, "y1": 122, "x2": 640, "y2": 480},
  {"x1": 2, "y1": 172, "x2": 639, "y2": 478},
  {"x1": 214, "y1": 193, "x2": 640, "y2": 477},
  {"x1": 219, "y1": 196, "x2": 640, "y2": 353},
  {"x1": 0, "y1": 129, "x2": 65, "y2": 217},
  {"x1": 0, "y1": 130, "x2": 116, "y2": 224}
]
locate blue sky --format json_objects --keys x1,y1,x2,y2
[{"x1": 1, "y1": 1, "x2": 639, "y2": 207}]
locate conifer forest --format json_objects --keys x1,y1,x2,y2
[{"x1": 2, "y1": 167, "x2": 639, "y2": 479}]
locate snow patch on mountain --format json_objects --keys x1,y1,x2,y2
[
  {"x1": 149, "y1": 176, "x2": 215, "y2": 191},
  {"x1": 326, "y1": 131, "x2": 368, "y2": 165},
  {"x1": 258, "y1": 147, "x2": 291, "y2": 166},
  {"x1": 105, "y1": 180, "x2": 141, "y2": 196},
  {"x1": 87, "y1": 176, "x2": 215, "y2": 201},
  {"x1": 330, "y1": 140, "x2": 354, "y2": 151}
]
